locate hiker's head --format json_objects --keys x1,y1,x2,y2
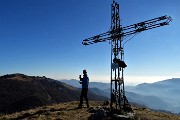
[{"x1": 83, "y1": 69, "x2": 87, "y2": 74}]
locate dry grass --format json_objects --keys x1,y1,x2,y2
[
  {"x1": 1, "y1": 101, "x2": 180, "y2": 120},
  {"x1": 0, "y1": 101, "x2": 102, "y2": 120}
]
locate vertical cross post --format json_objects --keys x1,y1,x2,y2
[{"x1": 110, "y1": 1, "x2": 126, "y2": 112}]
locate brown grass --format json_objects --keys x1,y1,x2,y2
[
  {"x1": 1, "y1": 101, "x2": 180, "y2": 120},
  {"x1": 0, "y1": 101, "x2": 102, "y2": 120}
]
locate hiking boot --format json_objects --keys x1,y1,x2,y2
[{"x1": 77, "y1": 105, "x2": 82, "y2": 109}]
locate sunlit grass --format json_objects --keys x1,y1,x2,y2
[{"x1": 1, "y1": 101, "x2": 180, "y2": 120}]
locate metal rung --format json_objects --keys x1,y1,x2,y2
[{"x1": 111, "y1": 79, "x2": 123, "y2": 84}]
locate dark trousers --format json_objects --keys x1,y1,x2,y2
[{"x1": 79, "y1": 88, "x2": 89, "y2": 107}]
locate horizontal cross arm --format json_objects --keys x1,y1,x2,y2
[
  {"x1": 82, "y1": 15, "x2": 172, "y2": 46},
  {"x1": 82, "y1": 31, "x2": 111, "y2": 45},
  {"x1": 121, "y1": 15, "x2": 172, "y2": 37}
]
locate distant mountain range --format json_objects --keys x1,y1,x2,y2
[
  {"x1": 0, "y1": 74, "x2": 107, "y2": 114},
  {"x1": 60, "y1": 79, "x2": 110, "y2": 90},
  {"x1": 60, "y1": 78, "x2": 180, "y2": 114},
  {"x1": 126, "y1": 78, "x2": 180, "y2": 113},
  {"x1": 60, "y1": 79, "x2": 110, "y2": 98}
]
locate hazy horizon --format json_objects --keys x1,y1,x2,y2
[{"x1": 1, "y1": 72, "x2": 178, "y2": 86}]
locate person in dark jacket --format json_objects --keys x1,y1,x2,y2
[{"x1": 78, "y1": 69, "x2": 89, "y2": 108}]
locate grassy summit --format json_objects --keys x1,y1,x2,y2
[{"x1": 1, "y1": 101, "x2": 180, "y2": 120}]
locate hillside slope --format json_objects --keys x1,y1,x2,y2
[{"x1": 0, "y1": 74, "x2": 107, "y2": 114}]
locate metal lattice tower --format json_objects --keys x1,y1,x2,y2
[
  {"x1": 82, "y1": 0, "x2": 172, "y2": 113},
  {"x1": 110, "y1": 1, "x2": 125, "y2": 111}
]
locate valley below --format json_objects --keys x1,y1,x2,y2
[{"x1": 61, "y1": 78, "x2": 180, "y2": 114}]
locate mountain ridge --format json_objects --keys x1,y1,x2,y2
[{"x1": 0, "y1": 73, "x2": 107, "y2": 114}]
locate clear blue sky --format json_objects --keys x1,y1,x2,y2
[{"x1": 0, "y1": 0, "x2": 179, "y2": 85}]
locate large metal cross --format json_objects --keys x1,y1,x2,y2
[{"x1": 82, "y1": 0, "x2": 172, "y2": 112}]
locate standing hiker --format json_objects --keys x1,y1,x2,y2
[{"x1": 78, "y1": 69, "x2": 89, "y2": 108}]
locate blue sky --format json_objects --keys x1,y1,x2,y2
[{"x1": 0, "y1": 0, "x2": 180, "y2": 85}]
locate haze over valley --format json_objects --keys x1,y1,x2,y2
[{"x1": 61, "y1": 78, "x2": 180, "y2": 114}]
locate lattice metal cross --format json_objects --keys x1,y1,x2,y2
[{"x1": 82, "y1": 0, "x2": 172, "y2": 113}]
